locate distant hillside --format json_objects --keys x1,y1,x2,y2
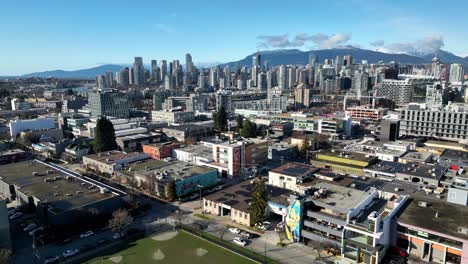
[
  {"x1": 21, "y1": 64, "x2": 125, "y2": 79},
  {"x1": 219, "y1": 47, "x2": 468, "y2": 68}
]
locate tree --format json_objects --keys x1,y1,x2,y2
[
  {"x1": 213, "y1": 106, "x2": 228, "y2": 132},
  {"x1": 108, "y1": 208, "x2": 133, "y2": 235},
  {"x1": 166, "y1": 181, "x2": 176, "y2": 201},
  {"x1": 308, "y1": 240, "x2": 329, "y2": 260},
  {"x1": 240, "y1": 119, "x2": 257, "y2": 138},
  {"x1": 94, "y1": 117, "x2": 118, "y2": 153},
  {"x1": 236, "y1": 115, "x2": 244, "y2": 132},
  {"x1": 249, "y1": 175, "x2": 267, "y2": 225},
  {"x1": 0, "y1": 248, "x2": 12, "y2": 264}
]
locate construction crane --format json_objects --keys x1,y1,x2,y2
[{"x1": 343, "y1": 91, "x2": 386, "y2": 110}]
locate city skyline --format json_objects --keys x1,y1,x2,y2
[{"x1": 2, "y1": 0, "x2": 468, "y2": 75}]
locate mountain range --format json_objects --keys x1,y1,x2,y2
[{"x1": 18, "y1": 47, "x2": 468, "y2": 79}]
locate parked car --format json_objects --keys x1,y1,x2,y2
[
  {"x1": 29, "y1": 227, "x2": 44, "y2": 236},
  {"x1": 113, "y1": 233, "x2": 122, "y2": 239},
  {"x1": 9, "y1": 212, "x2": 23, "y2": 220},
  {"x1": 229, "y1": 227, "x2": 241, "y2": 234},
  {"x1": 23, "y1": 223, "x2": 37, "y2": 232},
  {"x1": 43, "y1": 256, "x2": 60, "y2": 264},
  {"x1": 8, "y1": 209, "x2": 17, "y2": 216},
  {"x1": 213, "y1": 185, "x2": 223, "y2": 191},
  {"x1": 240, "y1": 231, "x2": 251, "y2": 238},
  {"x1": 62, "y1": 249, "x2": 79, "y2": 258},
  {"x1": 233, "y1": 237, "x2": 248, "y2": 246},
  {"x1": 79, "y1": 230, "x2": 94, "y2": 239}
]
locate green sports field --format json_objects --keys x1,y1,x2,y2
[{"x1": 85, "y1": 230, "x2": 255, "y2": 264}]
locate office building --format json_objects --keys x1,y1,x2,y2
[
  {"x1": 83, "y1": 150, "x2": 150, "y2": 175},
  {"x1": 399, "y1": 103, "x2": 468, "y2": 143},
  {"x1": 87, "y1": 89, "x2": 130, "y2": 118}
]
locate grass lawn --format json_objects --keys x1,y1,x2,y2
[{"x1": 85, "y1": 230, "x2": 255, "y2": 264}]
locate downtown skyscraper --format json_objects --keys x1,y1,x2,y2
[{"x1": 133, "y1": 57, "x2": 146, "y2": 87}]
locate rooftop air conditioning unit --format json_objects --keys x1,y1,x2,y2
[
  {"x1": 418, "y1": 201, "x2": 428, "y2": 208},
  {"x1": 458, "y1": 227, "x2": 468, "y2": 235}
]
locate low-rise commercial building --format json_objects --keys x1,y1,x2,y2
[
  {"x1": 163, "y1": 125, "x2": 213, "y2": 143},
  {"x1": 268, "y1": 162, "x2": 319, "y2": 194},
  {"x1": 142, "y1": 142, "x2": 180, "y2": 160},
  {"x1": 397, "y1": 198, "x2": 468, "y2": 264},
  {"x1": 116, "y1": 132, "x2": 161, "y2": 152},
  {"x1": 82, "y1": 151, "x2": 150, "y2": 175},
  {"x1": 311, "y1": 150, "x2": 377, "y2": 176},
  {"x1": 133, "y1": 161, "x2": 219, "y2": 198},
  {"x1": 9, "y1": 118, "x2": 56, "y2": 139},
  {"x1": 0, "y1": 160, "x2": 126, "y2": 230},
  {"x1": 151, "y1": 110, "x2": 195, "y2": 124},
  {"x1": 0, "y1": 149, "x2": 29, "y2": 165}
]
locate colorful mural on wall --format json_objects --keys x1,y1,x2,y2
[{"x1": 285, "y1": 199, "x2": 301, "y2": 241}]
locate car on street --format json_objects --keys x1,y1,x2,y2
[
  {"x1": 23, "y1": 223, "x2": 37, "y2": 232},
  {"x1": 29, "y1": 227, "x2": 44, "y2": 236},
  {"x1": 233, "y1": 237, "x2": 248, "y2": 246},
  {"x1": 113, "y1": 233, "x2": 122, "y2": 239},
  {"x1": 229, "y1": 227, "x2": 241, "y2": 234},
  {"x1": 9, "y1": 212, "x2": 23, "y2": 220},
  {"x1": 8, "y1": 209, "x2": 17, "y2": 216},
  {"x1": 213, "y1": 185, "x2": 223, "y2": 191},
  {"x1": 79, "y1": 230, "x2": 94, "y2": 239},
  {"x1": 43, "y1": 256, "x2": 60, "y2": 264},
  {"x1": 62, "y1": 249, "x2": 79, "y2": 258}
]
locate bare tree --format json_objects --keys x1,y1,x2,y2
[
  {"x1": 108, "y1": 208, "x2": 134, "y2": 235},
  {"x1": 0, "y1": 248, "x2": 12, "y2": 264},
  {"x1": 309, "y1": 240, "x2": 326, "y2": 259}
]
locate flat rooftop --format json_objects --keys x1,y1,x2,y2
[
  {"x1": 119, "y1": 159, "x2": 168, "y2": 176},
  {"x1": 270, "y1": 162, "x2": 319, "y2": 178},
  {"x1": 0, "y1": 161, "x2": 116, "y2": 214},
  {"x1": 137, "y1": 161, "x2": 215, "y2": 182},
  {"x1": 365, "y1": 160, "x2": 405, "y2": 174},
  {"x1": 398, "y1": 163, "x2": 446, "y2": 180},
  {"x1": 176, "y1": 145, "x2": 213, "y2": 157},
  {"x1": 398, "y1": 197, "x2": 468, "y2": 241},
  {"x1": 306, "y1": 182, "x2": 372, "y2": 212},
  {"x1": 401, "y1": 151, "x2": 432, "y2": 161},
  {"x1": 318, "y1": 150, "x2": 373, "y2": 163},
  {"x1": 84, "y1": 150, "x2": 148, "y2": 164},
  {"x1": 0, "y1": 149, "x2": 25, "y2": 156},
  {"x1": 440, "y1": 149, "x2": 468, "y2": 161}
]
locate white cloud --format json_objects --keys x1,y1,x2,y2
[
  {"x1": 377, "y1": 35, "x2": 444, "y2": 55},
  {"x1": 155, "y1": 23, "x2": 175, "y2": 33},
  {"x1": 257, "y1": 33, "x2": 352, "y2": 49}
]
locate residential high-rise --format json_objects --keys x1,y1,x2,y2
[
  {"x1": 87, "y1": 89, "x2": 130, "y2": 118},
  {"x1": 160, "y1": 60, "x2": 167, "y2": 80},
  {"x1": 97, "y1": 75, "x2": 106, "y2": 88},
  {"x1": 449, "y1": 63, "x2": 464, "y2": 83},
  {"x1": 105, "y1": 71, "x2": 113, "y2": 88},
  {"x1": 294, "y1": 85, "x2": 311, "y2": 109},
  {"x1": 288, "y1": 67, "x2": 296, "y2": 89},
  {"x1": 117, "y1": 68, "x2": 130, "y2": 88},
  {"x1": 344, "y1": 55, "x2": 353, "y2": 66},
  {"x1": 129, "y1": 67, "x2": 135, "y2": 85},
  {"x1": 375, "y1": 79, "x2": 413, "y2": 106},
  {"x1": 133, "y1": 57, "x2": 146, "y2": 87},
  {"x1": 278, "y1": 65, "x2": 287, "y2": 91},
  {"x1": 151, "y1": 60, "x2": 159, "y2": 81},
  {"x1": 351, "y1": 72, "x2": 369, "y2": 100},
  {"x1": 164, "y1": 75, "x2": 172, "y2": 90},
  {"x1": 309, "y1": 53, "x2": 318, "y2": 67},
  {"x1": 224, "y1": 66, "x2": 231, "y2": 87},
  {"x1": 185, "y1": 53, "x2": 193, "y2": 74}
]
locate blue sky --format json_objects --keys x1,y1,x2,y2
[{"x1": 1, "y1": 0, "x2": 467, "y2": 75}]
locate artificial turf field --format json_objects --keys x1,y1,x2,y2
[{"x1": 85, "y1": 230, "x2": 255, "y2": 264}]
